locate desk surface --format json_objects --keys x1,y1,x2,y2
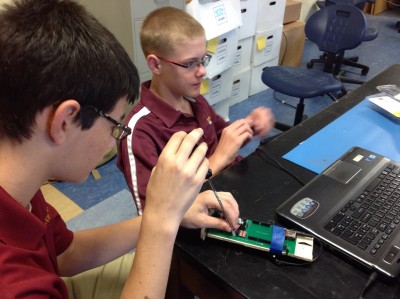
[{"x1": 172, "y1": 65, "x2": 400, "y2": 299}]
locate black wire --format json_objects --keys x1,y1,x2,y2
[
  {"x1": 279, "y1": 30, "x2": 288, "y2": 65},
  {"x1": 255, "y1": 143, "x2": 322, "y2": 266},
  {"x1": 270, "y1": 236, "x2": 323, "y2": 267},
  {"x1": 255, "y1": 146, "x2": 306, "y2": 186},
  {"x1": 358, "y1": 272, "x2": 378, "y2": 299}
]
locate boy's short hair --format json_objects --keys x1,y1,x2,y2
[
  {"x1": 0, "y1": 0, "x2": 139, "y2": 143},
  {"x1": 140, "y1": 6, "x2": 205, "y2": 57}
]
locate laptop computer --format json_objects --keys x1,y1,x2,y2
[{"x1": 276, "y1": 146, "x2": 400, "y2": 278}]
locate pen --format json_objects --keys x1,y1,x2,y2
[{"x1": 207, "y1": 170, "x2": 236, "y2": 236}]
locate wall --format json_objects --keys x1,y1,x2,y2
[
  {"x1": 0, "y1": 0, "x2": 135, "y2": 62},
  {"x1": 300, "y1": 0, "x2": 318, "y2": 21},
  {"x1": 76, "y1": 0, "x2": 135, "y2": 62}
]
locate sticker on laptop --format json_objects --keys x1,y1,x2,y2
[{"x1": 290, "y1": 198, "x2": 319, "y2": 219}]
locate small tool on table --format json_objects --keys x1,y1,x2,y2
[{"x1": 206, "y1": 169, "x2": 236, "y2": 236}]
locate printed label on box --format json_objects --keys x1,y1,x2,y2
[
  {"x1": 214, "y1": 4, "x2": 228, "y2": 25},
  {"x1": 210, "y1": 76, "x2": 222, "y2": 98},
  {"x1": 205, "y1": 29, "x2": 239, "y2": 79},
  {"x1": 216, "y1": 44, "x2": 228, "y2": 65},
  {"x1": 202, "y1": 68, "x2": 234, "y2": 105},
  {"x1": 252, "y1": 26, "x2": 283, "y2": 66},
  {"x1": 233, "y1": 49, "x2": 242, "y2": 67},
  {"x1": 263, "y1": 36, "x2": 274, "y2": 56},
  {"x1": 231, "y1": 79, "x2": 241, "y2": 99},
  {"x1": 233, "y1": 37, "x2": 252, "y2": 73}
]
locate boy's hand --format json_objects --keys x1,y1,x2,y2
[
  {"x1": 245, "y1": 107, "x2": 275, "y2": 137},
  {"x1": 180, "y1": 190, "x2": 240, "y2": 232},
  {"x1": 144, "y1": 128, "x2": 209, "y2": 229},
  {"x1": 209, "y1": 119, "x2": 253, "y2": 173}
]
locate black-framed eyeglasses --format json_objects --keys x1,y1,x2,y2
[
  {"x1": 91, "y1": 107, "x2": 132, "y2": 140},
  {"x1": 156, "y1": 54, "x2": 212, "y2": 71}
]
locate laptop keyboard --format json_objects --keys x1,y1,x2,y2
[{"x1": 324, "y1": 163, "x2": 400, "y2": 255}]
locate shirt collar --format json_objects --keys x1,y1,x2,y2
[
  {"x1": 140, "y1": 81, "x2": 197, "y2": 128},
  {"x1": 0, "y1": 186, "x2": 47, "y2": 249}
]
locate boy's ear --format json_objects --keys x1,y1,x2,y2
[
  {"x1": 49, "y1": 100, "x2": 81, "y2": 145},
  {"x1": 147, "y1": 54, "x2": 162, "y2": 74}
]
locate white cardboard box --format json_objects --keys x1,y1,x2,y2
[
  {"x1": 185, "y1": 0, "x2": 242, "y2": 40},
  {"x1": 230, "y1": 67, "x2": 251, "y2": 106},
  {"x1": 212, "y1": 97, "x2": 230, "y2": 121},
  {"x1": 249, "y1": 57, "x2": 279, "y2": 96},
  {"x1": 251, "y1": 25, "x2": 283, "y2": 67},
  {"x1": 205, "y1": 29, "x2": 239, "y2": 79},
  {"x1": 238, "y1": 0, "x2": 258, "y2": 40},
  {"x1": 233, "y1": 36, "x2": 253, "y2": 74},
  {"x1": 255, "y1": 0, "x2": 286, "y2": 33},
  {"x1": 201, "y1": 67, "x2": 234, "y2": 106}
]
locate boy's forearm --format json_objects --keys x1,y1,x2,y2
[
  {"x1": 208, "y1": 153, "x2": 228, "y2": 175},
  {"x1": 121, "y1": 212, "x2": 179, "y2": 298},
  {"x1": 58, "y1": 216, "x2": 142, "y2": 276}
]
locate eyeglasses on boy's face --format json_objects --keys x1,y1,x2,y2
[
  {"x1": 91, "y1": 107, "x2": 131, "y2": 140},
  {"x1": 156, "y1": 54, "x2": 212, "y2": 71}
]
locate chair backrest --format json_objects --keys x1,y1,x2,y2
[
  {"x1": 317, "y1": 0, "x2": 369, "y2": 9},
  {"x1": 325, "y1": 0, "x2": 374, "y2": 9},
  {"x1": 305, "y1": 4, "x2": 367, "y2": 54}
]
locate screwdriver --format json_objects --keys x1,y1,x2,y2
[{"x1": 206, "y1": 169, "x2": 236, "y2": 236}]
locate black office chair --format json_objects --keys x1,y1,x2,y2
[
  {"x1": 310, "y1": 0, "x2": 378, "y2": 77},
  {"x1": 261, "y1": 4, "x2": 367, "y2": 130},
  {"x1": 305, "y1": 3, "x2": 370, "y2": 86}
]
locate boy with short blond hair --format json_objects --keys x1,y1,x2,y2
[
  {"x1": 118, "y1": 7, "x2": 274, "y2": 225},
  {"x1": 140, "y1": 6, "x2": 205, "y2": 57}
]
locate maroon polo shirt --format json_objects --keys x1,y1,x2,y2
[
  {"x1": 118, "y1": 80, "x2": 229, "y2": 214},
  {"x1": 0, "y1": 186, "x2": 73, "y2": 298}
]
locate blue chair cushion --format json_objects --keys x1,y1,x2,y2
[{"x1": 261, "y1": 66, "x2": 343, "y2": 99}]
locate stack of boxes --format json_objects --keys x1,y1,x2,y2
[
  {"x1": 230, "y1": 1, "x2": 258, "y2": 107},
  {"x1": 185, "y1": 0, "x2": 287, "y2": 120},
  {"x1": 185, "y1": 0, "x2": 242, "y2": 120},
  {"x1": 249, "y1": 0, "x2": 285, "y2": 96},
  {"x1": 279, "y1": 0, "x2": 304, "y2": 67}
]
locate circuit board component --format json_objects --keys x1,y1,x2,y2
[{"x1": 201, "y1": 218, "x2": 314, "y2": 261}]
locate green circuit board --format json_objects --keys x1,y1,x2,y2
[{"x1": 201, "y1": 218, "x2": 314, "y2": 261}]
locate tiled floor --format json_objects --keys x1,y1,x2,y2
[{"x1": 41, "y1": 183, "x2": 83, "y2": 221}]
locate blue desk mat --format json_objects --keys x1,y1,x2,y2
[{"x1": 283, "y1": 99, "x2": 400, "y2": 174}]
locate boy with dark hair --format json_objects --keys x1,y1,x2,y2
[
  {"x1": 0, "y1": 0, "x2": 212, "y2": 298},
  {"x1": 118, "y1": 7, "x2": 275, "y2": 219}
]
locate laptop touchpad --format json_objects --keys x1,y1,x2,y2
[{"x1": 323, "y1": 160, "x2": 362, "y2": 184}]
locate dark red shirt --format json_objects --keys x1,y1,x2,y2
[
  {"x1": 118, "y1": 80, "x2": 230, "y2": 214},
  {"x1": 0, "y1": 186, "x2": 73, "y2": 298}
]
